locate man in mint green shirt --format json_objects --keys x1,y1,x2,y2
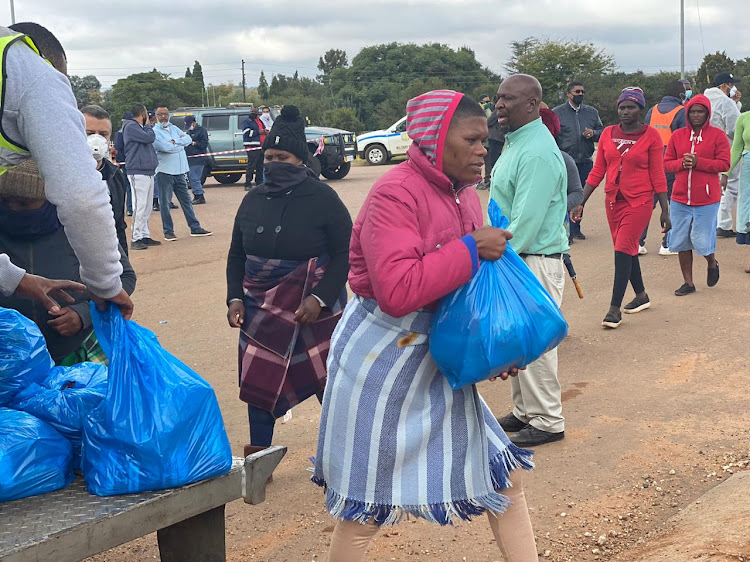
[{"x1": 490, "y1": 74, "x2": 568, "y2": 447}]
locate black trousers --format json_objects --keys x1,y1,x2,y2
[
  {"x1": 484, "y1": 139, "x2": 504, "y2": 183},
  {"x1": 244, "y1": 149, "x2": 261, "y2": 186}
]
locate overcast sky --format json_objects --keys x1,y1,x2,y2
[{"x1": 6, "y1": 0, "x2": 748, "y2": 90}]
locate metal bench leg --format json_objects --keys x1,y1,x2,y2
[{"x1": 157, "y1": 504, "x2": 226, "y2": 562}]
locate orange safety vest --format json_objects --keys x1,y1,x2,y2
[{"x1": 650, "y1": 105, "x2": 683, "y2": 147}]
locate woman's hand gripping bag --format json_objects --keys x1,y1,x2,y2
[
  {"x1": 81, "y1": 304, "x2": 233, "y2": 496},
  {"x1": 430, "y1": 200, "x2": 568, "y2": 390},
  {"x1": 11, "y1": 362, "x2": 108, "y2": 471},
  {"x1": 0, "y1": 307, "x2": 54, "y2": 406},
  {"x1": 0, "y1": 408, "x2": 73, "y2": 502}
]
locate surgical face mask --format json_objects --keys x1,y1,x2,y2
[
  {"x1": 684, "y1": 89, "x2": 692, "y2": 100},
  {"x1": 159, "y1": 120, "x2": 170, "y2": 127},
  {"x1": 189, "y1": 123, "x2": 196, "y2": 129},
  {"x1": 730, "y1": 86, "x2": 738, "y2": 98},
  {"x1": 87, "y1": 134, "x2": 109, "y2": 162},
  {"x1": 571, "y1": 94, "x2": 584, "y2": 106}
]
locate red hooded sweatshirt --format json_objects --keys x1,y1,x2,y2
[{"x1": 664, "y1": 94, "x2": 731, "y2": 206}]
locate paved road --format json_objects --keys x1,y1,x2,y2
[{"x1": 90, "y1": 164, "x2": 750, "y2": 561}]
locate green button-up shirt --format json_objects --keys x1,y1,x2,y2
[{"x1": 490, "y1": 117, "x2": 569, "y2": 255}]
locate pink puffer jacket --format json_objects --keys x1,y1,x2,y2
[{"x1": 348, "y1": 143, "x2": 483, "y2": 318}]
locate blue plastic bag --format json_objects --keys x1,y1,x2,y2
[
  {"x1": 430, "y1": 200, "x2": 568, "y2": 390},
  {"x1": 82, "y1": 304, "x2": 233, "y2": 496},
  {"x1": 0, "y1": 408, "x2": 74, "y2": 502},
  {"x1": 11, "y1": 363, "x2": 108, "y2": 471},
  {"x1": 0, "y1": 307, "x2": 54, "y2": 406}
]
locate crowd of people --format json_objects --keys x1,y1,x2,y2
[{"x1": 0, "y1": 20, "x2": 746, "y2": 562}]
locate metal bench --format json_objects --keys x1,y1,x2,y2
[{"x1": 0, "y1": 446, "x2": 286, "y2": 562}]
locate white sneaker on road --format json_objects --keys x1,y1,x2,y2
[
  {"x1": 638, "y1": 245, "x2": 648, "y2": 255},
  {"x1": 659, "y1": 246, "x2": 678, "y2": 256}
]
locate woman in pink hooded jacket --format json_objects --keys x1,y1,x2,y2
[{"x1": 313, "y1": 91, "x2": 538, "y2": 561}]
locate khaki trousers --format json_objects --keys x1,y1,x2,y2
[{"x1": 511, "y1": 255, "x2": 565, "y2": 433}]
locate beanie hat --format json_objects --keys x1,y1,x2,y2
[
  {"x1": 0, "y1": 159, "x2": 46, "y2": 200},
  {"x1": 262, "y1": 105, "x2": 308, "y2": 162},
  {"x1": 184, "y1": 115, "x2": 196, "y2": 125},
  {"x1": 406, "y1": 89, "x2": 463, "y2": 170},
  {"x1": 617, "y1": 87, "x2": 646, "y2": 109}
]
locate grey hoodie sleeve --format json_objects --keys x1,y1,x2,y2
[
  {"x1": 0, "y1": 254, "x2": 26, "y2": 296},
  {"x1": 9, "y1": 41, "x2": 123, "y2": 298}
]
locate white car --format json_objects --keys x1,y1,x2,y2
[{"x1": 356, "y1": 116, "x2": 412, "y2": 165}]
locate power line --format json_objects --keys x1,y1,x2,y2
[{"x1": 696, "y1": 0, "x2": 707, "y2": 58}]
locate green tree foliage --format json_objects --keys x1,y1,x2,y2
[
  {"x1": 69, "y1": 75, "x2": 102, "y2": 108},
  {"x1": 185, "y1": 67, "x2": 192, "y2": 79},
  {"x1": 107, "y1": 70, "x2": 203, "y2": 126},
  {"x1": 695, "y1": 52, "x2": 735, "y2": 92},
  {"x1": 257, "y1": 71, "x2": 269, "y2": 100},
  {"x1": 322, "y1": 107, "x2": 365, "y2": 133},
  {"x1": 327, "y1": 43, "x2": 499, "y2": 129},
  {"x1": 318, "y1": 49, "x2": 348, "y2": 79},
  {"x1": 192, "y1": 60, "x2": 205, "y2": 89},
  {"x1": 506, "y1": 37, "x2": 616, "y2": 103}
]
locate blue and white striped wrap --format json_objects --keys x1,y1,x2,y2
[{"x1": 312, "y1": 296, "x2": 533, "y2": 526}]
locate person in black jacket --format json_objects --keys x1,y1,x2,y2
[
  {"x1": 0, "y1": 161, "x2": 136, "y2": 365},
  {"x1": 241, "y1": 109, "x2": 262, "y2": 190},
  {"x1": 113, "y1": 111, "x2": 132, "y2": 215},
  {"x1": 185, "y1": 115, "x2": 209, "y2": 205},
  {"x1": 82, "y1": 105, "x2": 129, "y2": 255},
  {"x1": 553, "y1": 82, "x2": 604, "y2": 241},
  {"x1": 226, "y1": 105, "x2": 352, "y2": 456}
]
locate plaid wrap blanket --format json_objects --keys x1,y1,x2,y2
[{"x1": 238, "y1": 255, "x2": 346, "y2": 418}]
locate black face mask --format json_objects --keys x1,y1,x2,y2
[
  {"x1": 571, "y1": 94, "x2": 584, "y2": 106},
  {"x1": 259, "y1": 161, "x2": 308, "y2": 194},
  {"x1": 0, "y1": 201, "x2": 61, "y2": 239}
]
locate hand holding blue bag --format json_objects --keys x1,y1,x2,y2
[
  {"x1": 11, "y1": 362, "x2": 108, "y2": 471},
  {"x1": 430, "y1": 200, "x2": 568, "y2": 390},
  {"x1": 82, "y1": 304, "x2": 233, "y2": 496}
]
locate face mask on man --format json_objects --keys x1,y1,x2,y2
[
  {"x1": 87, "y1": 133, "x2": 109, "y2": 162},
  {"x1": 684, "y1": 89, "x2": 692, "y2": 100},
  {"x1": 730, "y1": 86, "x2": 738, "y2": 98},
  {"x1": 571, "y1": 94, "x2": 584, "y2": 106}
]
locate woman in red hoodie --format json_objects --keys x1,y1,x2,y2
[
  {"x1": 573, "y1": 88, "x2": 671, "y2": 329},
  {"x1": 663, "y1": 94, "x2": 731, "y2": 295}
]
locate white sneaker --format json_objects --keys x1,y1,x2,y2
[
  {"x1": 659, "y1": 246, "x2": 678, "y2": 256},
  {"x1": 638, "y1": 245, "x2": 648, "y2": 255}
]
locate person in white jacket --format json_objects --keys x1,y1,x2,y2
[{"x1": 704, "y1": 72, "x2": 742, "y2": 237}]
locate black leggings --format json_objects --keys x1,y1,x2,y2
[{"x1": 611, "y1": 251, "x2": 645, "y2": 307}]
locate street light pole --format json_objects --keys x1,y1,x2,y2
[
  {"x1": 10, "y1": 0, "x2": 16, "y2": 24},
  {"x1": 680, "y1": 0, "x2": 685, "y2": 79}
]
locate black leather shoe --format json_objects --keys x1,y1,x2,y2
[
  {"x1": 169, "y1": 202, "x2": 178, "y2": 209},
  {"x1": 572, "y1": 232, "x2": 586, "y2": 240},
  {"x1": 510, "y1": 425, "x2": 564, "y2": 447},
  {"x1": 707, "y1": 261, "x2": 719, "y2": 287},
  {"x1": 496, "y1": 413, "x2": 527, "y2": 433}
]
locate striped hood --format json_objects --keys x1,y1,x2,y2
[{"x1": 406, "y1": 90, "x2": 464, "y2": 171}]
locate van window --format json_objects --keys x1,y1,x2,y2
[
  {"x1": 203, "y1": 114, "x2": 230, "y2": 131},
  {"x1": 394, "y1": 119, "x2": 407, "y2": 133},
  {"x1": 169, "y1": 116, "x2": 185, "y2": 128}
]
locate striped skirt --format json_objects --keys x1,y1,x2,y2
[{"x1": 312, "y1": 296, "x2": 533, "y2": 526}]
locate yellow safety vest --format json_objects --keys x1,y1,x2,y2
[{"x1": 0, "y1": 32, "x2": 44, "y2": 176}]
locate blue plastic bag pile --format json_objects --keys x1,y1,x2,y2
[
  {"x1": 430, "y1": 200, "x2": 569, "y2": 390},
  {"x1": 0, "y1": 304, "x2": 232, "y2": 503}
]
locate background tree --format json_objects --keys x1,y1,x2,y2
[
  {"x1": 318, "y1": 49, "x2": 348, "y2": 80},
  {"x1": 322, "y1": 107, "x2": 365, "y2": 133},
  {"x1": 185, "y1": 67, "x2": 192, "y2": 79},
  {"x1": 695, "y1": 52, "x2": 735, "y2": 92},
  {"x1": 192, "y1": 60, "x2": 205, "y2": 90},
  {"x1": 69, "y1": 75, "x2": 102, "y2": 108},
  {"x1": 506, "y1": 37, "x2": 616, "y2": 103},
  {"x1": 106, "y1": 70, "x2": 202, "y2": 130},
  {"x1": 257, "y1": 70, "x2": 269, "y2": 100}
]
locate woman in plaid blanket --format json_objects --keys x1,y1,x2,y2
[{"x1": 226, "y1": 105, "x2": 352, "y2": 458}]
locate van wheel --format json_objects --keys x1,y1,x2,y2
[
  {"x1": 365, "y1": 144, "x2": 388, "y2": 165},
  {"x1": 307, "y1": 154, "x2": 322, "y2": 177},
  {"x1": 321, "y1": 161, "x2": 351, "y2": 180},
  {"x1": 214, "y1": 173, "x2": 243, "y2": 185}
]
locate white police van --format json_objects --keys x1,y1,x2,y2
[{"x1": 356, "y1": 116, "x2": 411, "y2": 165}]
